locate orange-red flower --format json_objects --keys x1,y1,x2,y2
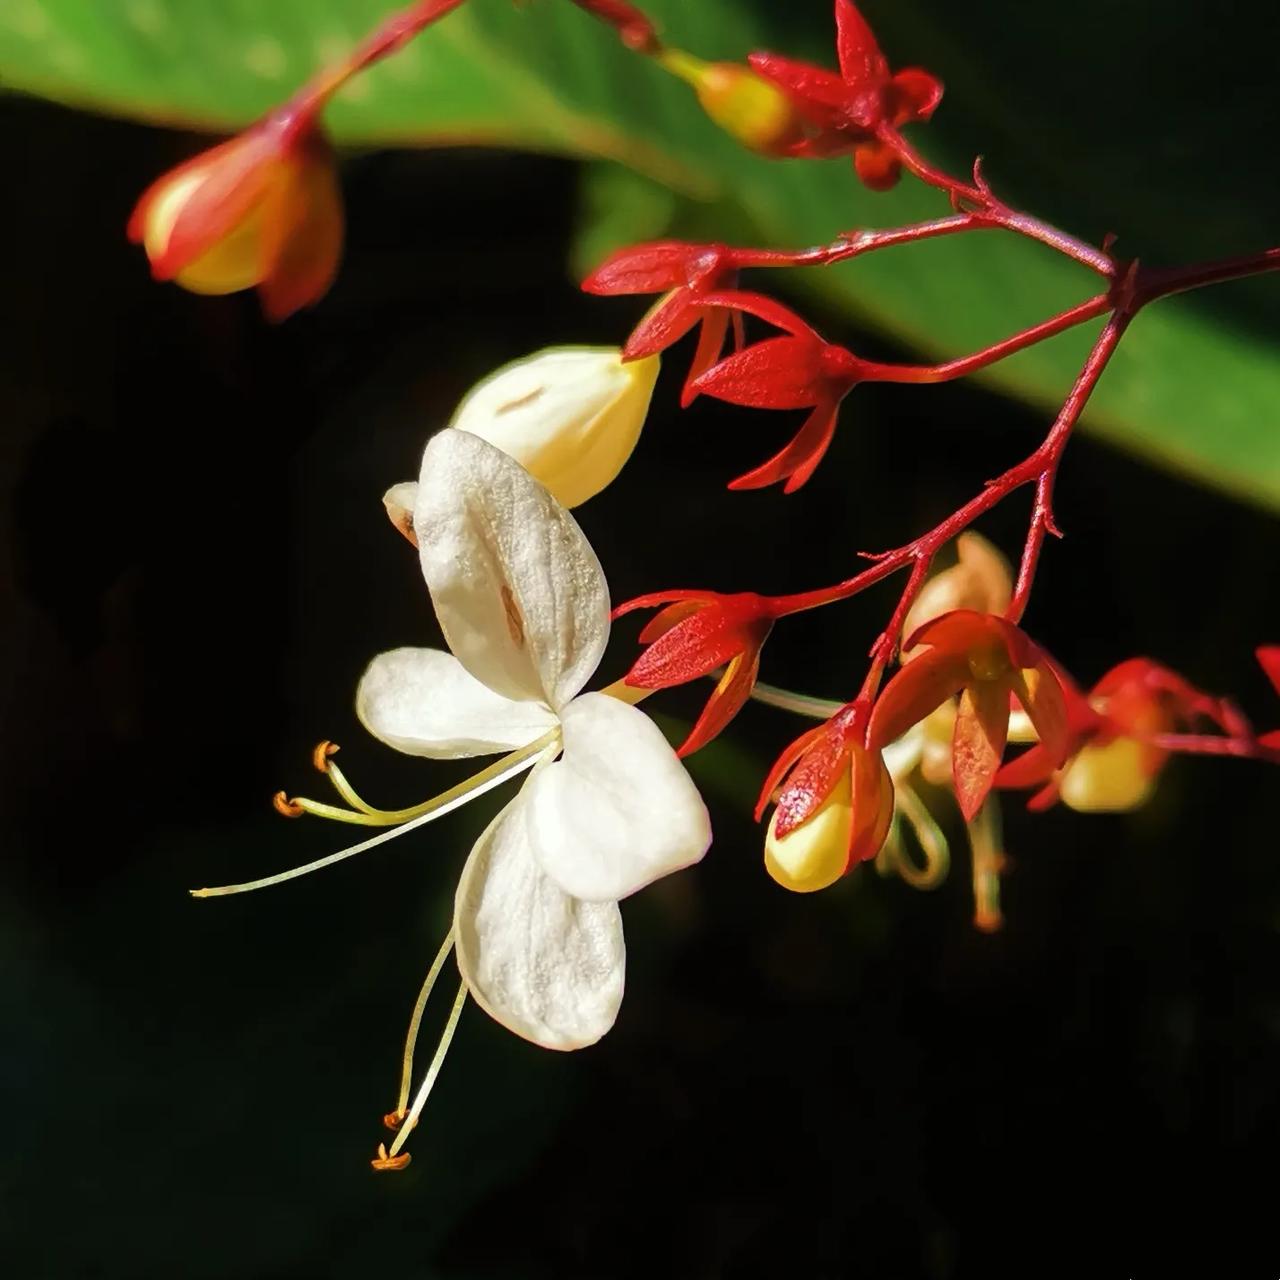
[
  {"x1": 690, "y1": 291, "x2": 867, "y2": 492},
  {"x1": 747, "y1": 0, "x2": 943, "y2": 188},
  {"x1": 996, "y1": 658, "x2": 1217, "y2": 812},
  {"x1": 128, "y1": 115, "x2": 343, "y2": 320},
  {"x1": 617, "y1": 589, "x2": 774, "y2": 756},
  {"x1": 869, "y1": 609, "x2": 1069, "y2": 820},
  {"x1": 582, "y1": 241, "x2": 740, "y2": 406},
  {"x1": 755, "y1": 701, "x2": 894, "y2": 892}
]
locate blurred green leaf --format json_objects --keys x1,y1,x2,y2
[{"x1": 2, "y1": 0, "x2": 1277, "y2": 506}]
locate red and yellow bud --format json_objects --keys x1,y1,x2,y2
[
  {"x1": 128, "y1": 117, "x2": 343, "y2": 320},
  {"x1": 758, "y1": 702, "x2": 894, "y2": 893},
  {"x1": 658, "y1": 49, "x2": 804, "y2": 155}
]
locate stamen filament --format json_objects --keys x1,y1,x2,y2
[
  {"x1": 394, "y1": 930, "x2": 455, "y2": 1119},
  {"x1": 748, "y1": 678, "x2": 842, "y2": 720},
  {"x1": 967, "y1": 797, "x2": 1007, "y2": 933},
  {"x1": 892, "y1": 784, "x2": 951, "y2": 889},
  {"x1": 191, "y1": 730, "x2": 560, "y2": 897},
  {"x1": 386, "y1": 980, "x2": 468, "y2": 1161}
]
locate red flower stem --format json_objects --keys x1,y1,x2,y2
[
  {"x1": 567, "y1": 0, "x2": 663, "y2": 51},
  {"x1": 729, "y1": 214, "x2": 976, "y2": 269},
  {"x1": 1141, "y1": 733, "x2": 1280, "y2": 765},
  {"x1": 869, "y1": 292, "x2": 1113, "y2": 385},
  {"x1": 881, "y1": 129, "x2": 1116, "y2": 278},
  {"x1": 767, "y1": 317, "x2": 1127, "y2": 620},
  {"x1": 857, "y1": 554, "x2": 934, "y2": 701},
  {"x1": 1135, "y1": 247, "x2": 1280, "y2": 304},
  {"x1": 286, "y1": 0, "x2": 470, "y2": 124}
]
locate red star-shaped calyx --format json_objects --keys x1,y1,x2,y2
[{"x1": 748, "y1": 0, "x2": 943, "y2": 189}]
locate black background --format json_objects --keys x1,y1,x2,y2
[{"x1": 3, "y1": 46, "x2": 1279, "y2": 1279}]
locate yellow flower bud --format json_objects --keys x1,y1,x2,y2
[
  {"x1": 449, "y1": 346, "x2": 660, "y2": 508},
  {"x1": 658, "y1": 49, "x2": 803, "y2": 155},
  {"x1": 764, "y1": 771, "x2": 853, "y2": 894},
  {"x1": 1059, "y1": 737, "x2": 1156, "y2": 813}
]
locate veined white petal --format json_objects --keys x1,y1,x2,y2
[
  {"x1": 357, "y1": 647, "x2": 557, "y2": 759},
  {"x1": 523, "y1": 693, "x2": 712, "y2": 903},
  {"x1": 455, "y1": 794, "x2": 625, "y2": 1051},
  {"x1": 415, "y1": 429, "x2": 610, "y2": 711}
]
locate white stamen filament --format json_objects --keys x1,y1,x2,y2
[
  {"x1": 190, "y1": 729, "x2": 561, "y2": 898},
  {"x1": 387, "y1": 980, "x2": 468, "y2": 1160},
  {"x1": 395, "y1": 930, "x2": 455, "y2": 1118}
]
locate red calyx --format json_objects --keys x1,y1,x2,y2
[
  {"x1": 616, "y1": 589, "x2": 775, "y2": 756},
  {"x1": 746, "y1": 0, "x2": 943, "y2": 187}
]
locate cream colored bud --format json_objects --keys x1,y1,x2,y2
[
  {"x1": 1059, "y1": 737, "x2": 1156, "y2": 813},
  {"x1": 764, "y1": 773, "x2": 853, "y2": 894},
  {"x1": 903, "y1": 533, "x2": 1014, "y2": 653},
  {"x1": 449, "y1": 347, "x2": 660, "y2": 508}
]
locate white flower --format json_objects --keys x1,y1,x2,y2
[
  {"x1": 357, "y1": 428, "x2": 710, "y2": 1049},
  {"x1": 387, "y1": 346, "x2": 660, "y2": 521}
]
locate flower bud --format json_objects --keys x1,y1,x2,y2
[
  {"x1": 128, "y1": 119, "x2": 343, "y2": 320},
  {"x1": 902, "y1": 533, "x2": 1013, "y2": 655},
  {"x1": 765, "y1": 771, "x2": 854, "y2": 894},
  {"x1": 449, "y1": 346, "x2": 660, "y2": 508},
  {"x1": 1058, "y1": 737, "x2": 1157, "y2": 813},
  {"x1": 658, "y1": 49, "x2": 804, "y2": 155}
]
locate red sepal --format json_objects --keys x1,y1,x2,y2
[
  {"x1": 952, "y1": 681, "x2": 1010, "y2": 820},
  {"x1": 834, "y1": 0, "x2": 889, "y2": 83},
  {"x1": 582, "y1": 241, "x2": 727, "y2": 296},
  {"x1": 853, "y1": 141, "x2": 902, "y2": 191},
  {"x1": 729, "y1": 402, "x2": 840, "y2": 494},
  {"x1": 1257, "y1": 646, "x2": 1280, "y2": 697},
  {"x1": 624, "y1": 292, "x2": 703, "y2": 360},
  {"x1": 694, "y1": 336, "x2": 827, "y2": 410}
]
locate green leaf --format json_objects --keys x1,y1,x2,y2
[{"x1": 3, "y1": 0, "x2": 1277, "y2": 507}]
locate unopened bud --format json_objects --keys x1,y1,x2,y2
[
  {"x1": 1059, "y1": 737, "x2": 1156, "y2": 813},
  {"x1": 658, "y1": 50, "x2": 803, "y2": 155},
  {"x1": 449, "y1": 347, "x2": 659, "y2": 508},
  {"x1": 128, "y1": 120, "x2": 342, "y2": 320},
  {"x1": 903, "y1": 533, "x2": 1013, "y2": 655},
  {"x1": 765, "y1": 771, "x2": 853, "y2": 894}
]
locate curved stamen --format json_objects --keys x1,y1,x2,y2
[
  {"x1": 376, "y1": 980, "x2": 468, "y2": 1170},
  {"x1": 191, "y1": 731, "x2": 560, "y2": 897},
  {"x1": 389, "y1": 930, "x2": 455, "y2": 1123},
  {"x1": 889, "y1": 784, "x2": 950, "y2": 889}
]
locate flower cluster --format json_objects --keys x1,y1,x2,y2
[{"x1": 152, "y1": 0, "x2": 1280, "y2": 1170}]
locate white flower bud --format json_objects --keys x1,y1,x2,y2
[{"x1": 449, "y1": 346, "x2": 660, "y2": 508}]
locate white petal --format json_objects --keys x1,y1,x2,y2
[
  {"x1": 454, "y1": 794, "x2": 625, "y2": 1050},
  {"x1": 357, "y1": 647, "x2": 557, "y2": 759},
  {"x1": 522, "y1": 693, "x2": 712, "y2": 902},
  {"x1": 451, "y1": 346, "x2": 660, "y2": 509},
  {"x1": 415, "y1": 429, "x2": 609, "y2": 710}
]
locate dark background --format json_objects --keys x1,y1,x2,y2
[{"x1": 3, "y1": 62, "x2": 1280, "y2": 1280}]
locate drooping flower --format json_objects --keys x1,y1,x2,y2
[
  {"x1": 582, "y1": 241, "x2": 740, "y2": 405},
  {"x1": 128, "y1": 114, "x2": 342, "y2": 320},
  {"x1": 869, "y1": 609, "x2": 1070, "y2": 820},
  {"x1": 996, "y1": 658, "x2": 1222, "y2": 812},
  {"x1": 689, "y1": 291, "x2": 868, "y2": 491},
  {"x1": 755, "y1": 701, "x2": 894, "y2": 893},
  {"x1": 747, "y1": 0, "x2": 943, "y2": 188},
  {"x1": 616, "y1": 589, "x2": 776, "y2": 755},
  {"x1": 356, "y1": 428, "x2": 711, "y2": 1049}
]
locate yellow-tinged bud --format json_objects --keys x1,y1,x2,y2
[
  {"x1": 764, "y1": 772, "x2": 853, "y2": 894},
  {"x1": 128, "y1": 122, "x2": 343, "y2": 320},
  {"x1": 903, "y1": 533, "x2": 1013, "y2": 656},
  {"x1": 1059, "y1": 737, "x2": 1156, "y2": 813},
  {"x1": 450, "y1": 346, "x2": 659, "y2": 508},
  {"x1": 658, "y1": 49, "x2": 803, "y2": 155}
]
